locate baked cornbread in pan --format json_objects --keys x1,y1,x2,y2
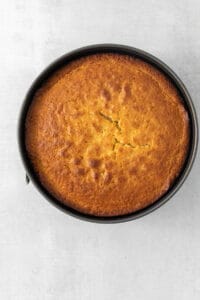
[{"x1": 25, "y1": 53, "x2": 189, "y2": 216}]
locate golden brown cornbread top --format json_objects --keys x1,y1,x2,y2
[{"x1": 25, "y1": 53, "x2": 190, "y2": 216}]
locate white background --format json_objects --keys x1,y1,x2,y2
[{"x1": 0, "y1": 0, "x2": 200, "y2": 299}]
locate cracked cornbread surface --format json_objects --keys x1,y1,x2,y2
[{"x1": 25, "y1": 54, "x2": 190, "y2": 216}]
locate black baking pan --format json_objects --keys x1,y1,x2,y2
[{"x1": 18, "y1": 44, "x2": 198, "y2": 223}]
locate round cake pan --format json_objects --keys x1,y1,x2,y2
[{"x1": 18, "y1": 44, "x2": 198, "y2": 223}]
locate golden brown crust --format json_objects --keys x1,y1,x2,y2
[{"x1": 25, "y1": 54, "x2": 190, "y2": 216}]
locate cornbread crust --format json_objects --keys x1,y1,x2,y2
[{"x1": 25, "y1": 54, "x2": 190, "y2": 216}]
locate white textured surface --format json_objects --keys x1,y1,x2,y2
[{"x1": 0, "y1": 0, "x2": 200, "y2": 299}]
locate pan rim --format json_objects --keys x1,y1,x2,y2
[{"x1": 18, "y1": 44, "x2": 198, "y2": 223}]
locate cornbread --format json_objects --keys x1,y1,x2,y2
[{"x1": 25, "y1": 53, "x2": 190, "y2": 216}]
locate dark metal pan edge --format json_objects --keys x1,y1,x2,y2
[{"x1": 18, "y1": 44, "x2": 198, "y2": 223}]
